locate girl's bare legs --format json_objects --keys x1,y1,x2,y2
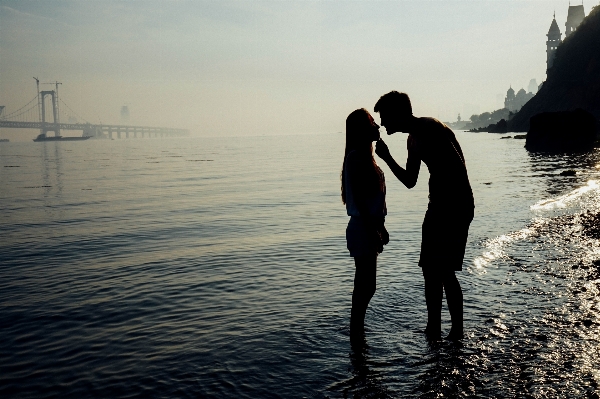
[{"x1": 350, "y1": 255, "x2": 377, "y2": 341}]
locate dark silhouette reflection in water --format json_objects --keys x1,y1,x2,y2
[
  {"x1": 40, "y1": 141, "x2": 64, "y2": 199},
  {"x1": 331, "y1": 339, "x2": 391, "y2": 398},
  {"x1": 412, "y1": 342, "x2": 480, "y2": 398},
  {"x1": 526, "y1": 146, "x2": 600, "y2": 196},
  {"x1": 337, "y1": 339, "x2": 482, "y2": 398}
]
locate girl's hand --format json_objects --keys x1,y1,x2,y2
[
  {"x1": 369, "y1": 229, "x2": 384, "y2": 254},
  {"x1": 379, "y1": 226, "x2": 389, "y2": 246}
]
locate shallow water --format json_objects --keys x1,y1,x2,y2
[{"x1": 0, "y1": 133, "x2": 599, "y2": 398}]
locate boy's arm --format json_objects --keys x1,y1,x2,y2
[{"x1": 375, "y1": 137, "x2": 420, "y2": 189}]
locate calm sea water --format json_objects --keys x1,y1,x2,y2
[{"x1": 1, "y1": 132, "x2": 599, "y2": 398}]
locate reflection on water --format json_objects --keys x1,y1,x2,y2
[
  {"x1": 329, "y1": 341, "x2": 391, "y2": 398},
  {"x1": 473, "y1": 225, "x2": 535, "y2": 269},
  {"x1": 0, "y1": 135, "x2": 599, "y2": 398},
  {"x1": 532, "y1": 180, "x2": 598, "y2": 210},
  {"x1": 527, "y1": 149, "x2": 600, "y2": 196},
  {"x1": 413, "y1": 343, "x2": 479, "y2": 398},
  {"x1": 463, "y1": 144, "x2": 600, "y2": 398}
]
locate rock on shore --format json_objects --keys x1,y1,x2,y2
[{"x1": 525, "y1": 109, "x2": 597, "y2": 152}]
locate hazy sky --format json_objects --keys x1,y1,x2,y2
[{"x1": 0, "y1": 1, "x2": 592, "y2": 137}]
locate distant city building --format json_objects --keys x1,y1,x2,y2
[
  {"x1": 504, "y1": 85, "x2": 535, "y2": 112},
  {"x1": 446, "y1": 113, "x2": 468, "y2": 130},
  {"x1": 527, "y1": 78, "x2": 538, "y2": 94},
  {"x1": 565, "y1": 5, "x2": 585, "y2": 38},
  {"x1": 0, "y1": 106, "x2": 4, "y2": 119},
  {"x1": 120, "y1": 106, "x2": 130, "y2": 123}
]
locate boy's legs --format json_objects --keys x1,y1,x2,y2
[{"x1": 422, "y1": 267, "x2": 443, "y2": 339}]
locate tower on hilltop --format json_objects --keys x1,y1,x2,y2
[
  {"x1": 546, "y1": 13, "x2": 562, "y2": 74},
  {"x1": 506, "y1": 86, "x2": 515, "y2": 102},
  {"x1": 565, "y1": 5, "x2": 585, "y2": 38}
]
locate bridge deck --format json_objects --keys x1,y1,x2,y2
[{"x1": 0, "y1": 121, "x2": 189, "y2": 136}]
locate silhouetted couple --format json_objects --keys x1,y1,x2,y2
[{"x1": 341, "y1": 91, "x2": 474, "y2": 344}]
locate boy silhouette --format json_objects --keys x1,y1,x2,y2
[{"x1": 374, "y1": 91, "x2": 474, "y2": 341}]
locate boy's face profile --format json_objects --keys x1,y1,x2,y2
[{"x1": 378, "y1": 110, "x2": 405, "y2": 134}]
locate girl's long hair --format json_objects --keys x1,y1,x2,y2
[{"x1": 341, "y1": 108, "x2": 385, "y2": 204}]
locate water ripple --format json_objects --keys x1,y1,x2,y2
[{"x1": 1, "y1": 136, "x2": 600, "y2": 397}]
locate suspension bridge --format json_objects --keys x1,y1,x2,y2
[{"x1": 0, "y1": 80, "x2": 189, "y2": 141}]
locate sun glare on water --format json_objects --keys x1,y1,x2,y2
[{"x1": 531, "y1": 180, "x2": 599, "y2": 211}]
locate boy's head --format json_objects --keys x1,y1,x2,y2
[{"x1": 374, "y1": 91, "x2": 412, "y2": 134}]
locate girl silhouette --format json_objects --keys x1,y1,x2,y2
[{"x1": 341, "y1": 108, "x2": 388, "y2": 341}]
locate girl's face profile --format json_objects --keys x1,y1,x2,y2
[{"x1": 365, "y1": 114, "x2": 381, "y2": 143}]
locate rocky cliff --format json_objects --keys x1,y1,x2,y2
[{"x1": 508, "y1": 6, "x2": 600, "y2": 132}]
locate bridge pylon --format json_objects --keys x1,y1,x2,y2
[{"x1": 39, "y1": 91, "x2": 60, "y2": 137}]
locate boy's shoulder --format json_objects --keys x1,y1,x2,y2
[{"x1": 418, "y1": 117, "x2": 454, "y2": 139}]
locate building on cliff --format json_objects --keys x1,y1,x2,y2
[
  {"x1": 546, "y1": 14, "x2": 562, "y2": 73},
  {"x1": 504, "y1": 86, "x2": 535, "y2": 112},
  {"x1": 565, "y1": 5, "x2": 585, "y2": 38},
  {"x1": 547, "y1": 5, "x2": 586, "y2": 74},
  {"x1": 507, "y1": 4, "x2": 600, "y2": 132}
]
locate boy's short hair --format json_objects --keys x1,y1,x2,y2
[{"x1": 374, "y1": 91, "x2": 412, "y2": 116}]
